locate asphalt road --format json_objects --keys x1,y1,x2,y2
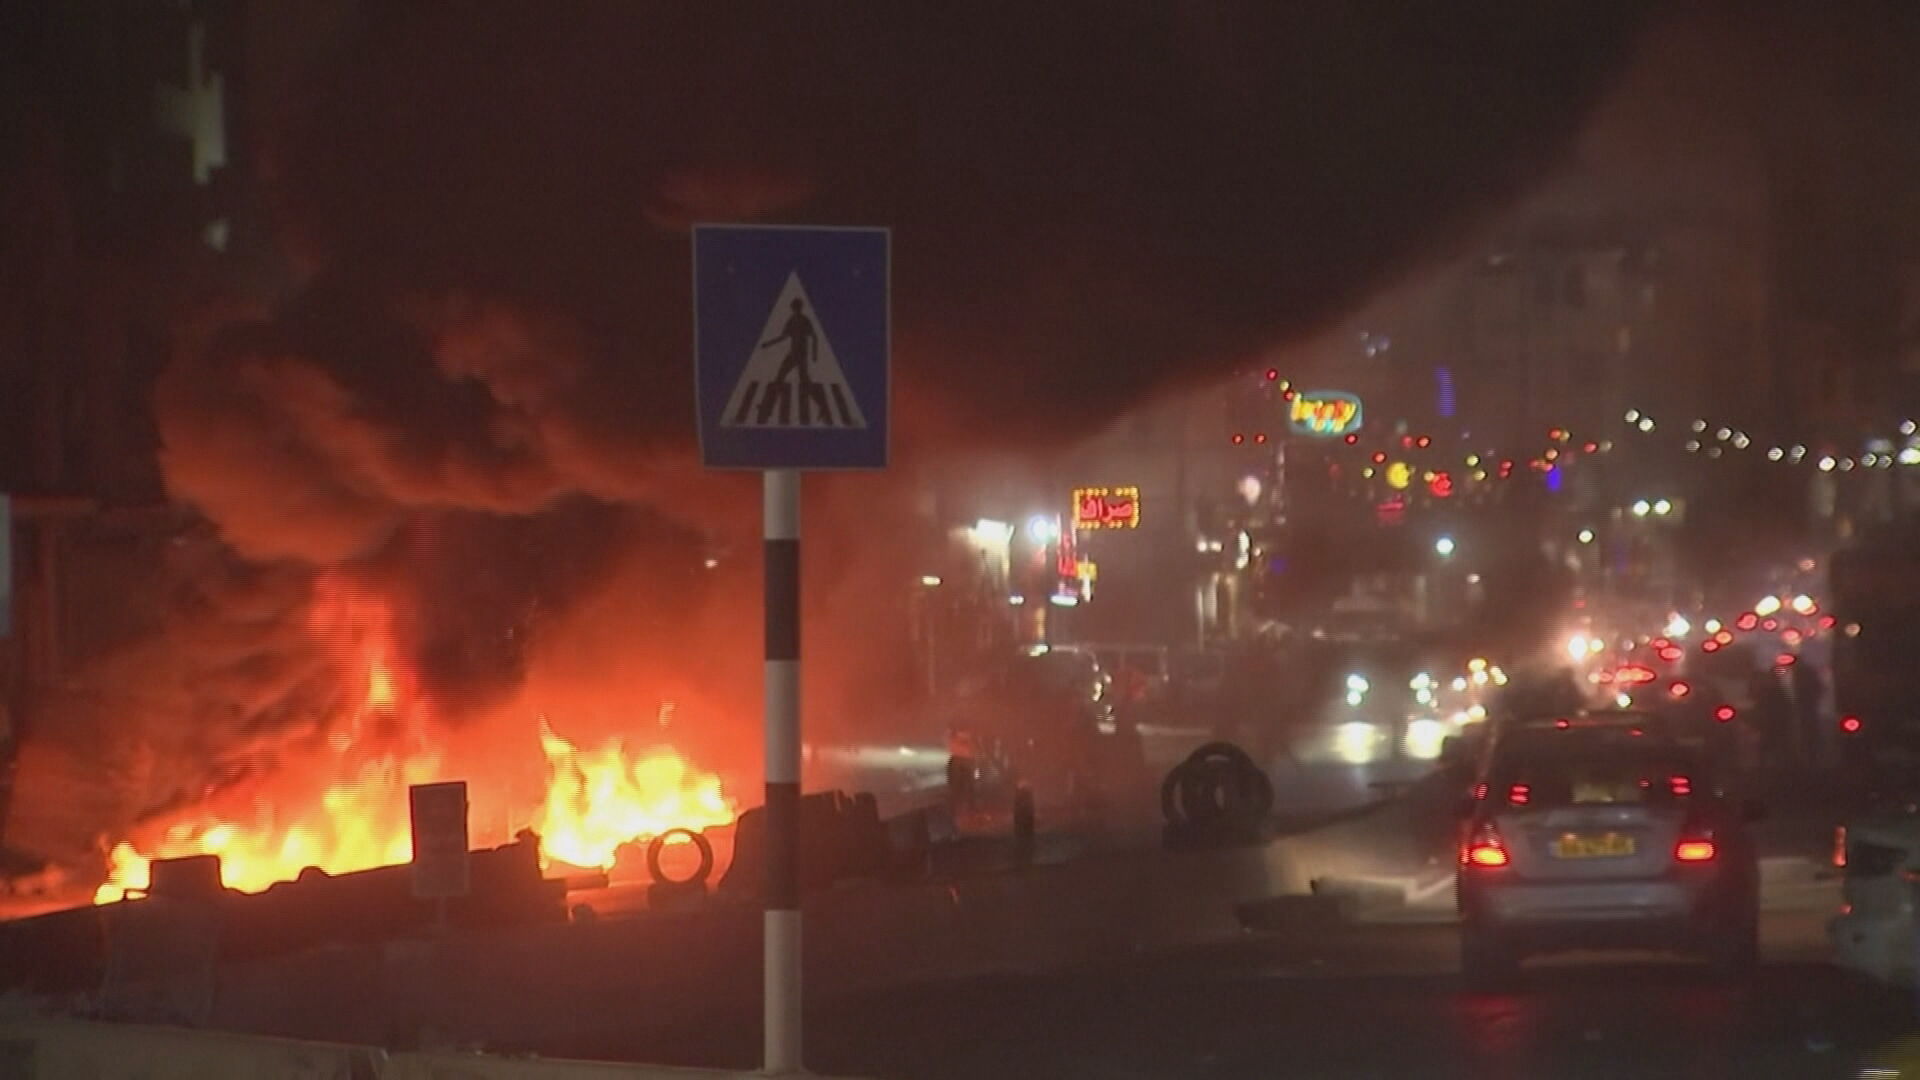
[{"x1": 791, "y1": 907, "x2": 1911, "y2": 1080}]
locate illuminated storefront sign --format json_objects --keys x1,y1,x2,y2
[
  {"x1": 1072, "y1": 486, "x2": 1141, "y2": 530},
  {"x1": 1288, "y1": 391, "x2": 1363, "y2": 438}
]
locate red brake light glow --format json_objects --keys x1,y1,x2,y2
[
  {"x1": 1658, "y1": 646, "x2": 1684, "y2": 662},
  {"x1": 1841, "y1": 715, "x2": 1863, "y2": 733},
  {"x1": 1674, "y1": 839, "x2": 1717, "y2": 863},
  {"x1": 1466, "y1": 843, "x2": 1509, "y2": 868},
  {"x1": 1834, "y1": 826, "x2": 1848, "y2": 868},
  {"x1": 1507, "y1": 783, "x2": 1531, "y2": 806},
  {"x1": 1462, "y1": 822, "x2": 1509, "y2": 868},
  {"x1": 1669, "y1": 774, "x2": 1693, "y2": 797},
  {"x1": 1714, "y1": 705, "x2": 1737, "y2": 723},
  {"x1": 1667, "y1": 680, "x2": 1691, "y2": 699},
  {"x1": 1775, "y1": 653, "x2": 1796, "y2": 667},
  {"x1": 1553, "y1": 717, "x2": 1571, "y2": 729},
  {"x1": 1702, "y1": 640, "x2": 1721, "y2": 653},
  {"x1": 1736, "y1": 613, "x2": 1759, "y2": 631}
]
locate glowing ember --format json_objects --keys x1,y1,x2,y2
[
  {"x1": 531, "y1": 719, "x2": 736, "y2": 872},
  {"x1": 91, "y1": 574, "x2": 734, "y2": 904}
]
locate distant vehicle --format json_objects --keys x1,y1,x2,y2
[
  {"x1": 1455, "y1": 713, "x2": 1762, "y2": 986},
  {"x1": 1078, "y1": 643, "x2": 1171, "y2": 706},
  {"x1": 946, "y1": 646, "x2": 1136, "y2": 813},
  {"x1": 1829, "y1": 807, "x2": 1920, "y2": 987}
]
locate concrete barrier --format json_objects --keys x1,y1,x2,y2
[{"x1": 0, "y1": 1015, "x2": 857, "y2": 1079}]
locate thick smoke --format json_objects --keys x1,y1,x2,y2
[{"x1": 16, "y1": 5, "x2": 1663, "y2": 877}]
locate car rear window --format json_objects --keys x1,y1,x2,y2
[{"x1": 1491, "y1": 740, "x2": 1705, "y2": 807}]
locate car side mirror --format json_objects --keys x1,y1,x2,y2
[{"x1": 1741, "y1": 799, "x2": 1767, "y2": 823}]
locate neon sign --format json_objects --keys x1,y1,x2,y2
[
  {"x1": 1288, "y1": 391, "x2": 1363, "y2": 438},
  {"x1": 1072, "y1": 486, "x2": 1141, "y2": 530}
]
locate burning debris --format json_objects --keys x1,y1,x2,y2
[{"x1": 88, "y1": 573, "x2": 737, "y2": 906}]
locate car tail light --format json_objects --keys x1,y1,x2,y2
[
  {"x1": 1472, "y1": 781, "x2": 1489, "y2": 801},
  {"x1": 1714, "y1": 705, "x2": 1737, "y2": 723},
  {"x1": 1669, "y1": 774, "x2": 1693, "y2": 797},
  {"x1": 1507, "y1": 783, "x2": 1531, "y2": 806},
  {"x1": 1674, "y1": 816, "x2": 1717, "y2": 862},
  {"x1": 1462, "y1": 821, "x2": 1509, "y2": 868},
  {"x1": 1675, "y1": 839, "x2": 1717, "y2": 862},
  {"x1": 1833, "y1": 826, "x2": 1848, "y2": 869},
  {"x1": 1667, "y1": 680, "x2": 1691, "y2": 699},
  {"x1": 1841, "y1": 715, "x2": 1863, "y2": 734},
  {"x1": 1553, "y1": 717, "x2": 1571, "y2": 729}
]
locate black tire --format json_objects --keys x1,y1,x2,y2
[
  {"x1": 1460, "y1": 926, "x2": 1519, "y2": 989},
  {"x1": 1707, "y1": 919, "x2": 1759, "y2": 977}
]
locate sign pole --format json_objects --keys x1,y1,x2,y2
[{"x1": 763, "y1": 467, "x2": 803, "y2": 1074}]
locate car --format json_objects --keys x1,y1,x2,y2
[
  {"x1": 1829, "y1": 807, "x2": 1920, "y2": 987},
  {"x1": 1455, "y1": 713, "x2": 1763, "y2": 986}
]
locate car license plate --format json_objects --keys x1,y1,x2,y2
[{"x1": 1551, "y1": 833, "x2": 1636, "y2": 859}]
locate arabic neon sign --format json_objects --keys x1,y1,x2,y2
[
  {"x1": 1288, "y1": 390, "x2": 1364, "y2": 438},
  {"x1": 1072, "y1": 486, "x2": 1141, "y2": 530}
]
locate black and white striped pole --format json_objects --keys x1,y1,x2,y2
[
  {"x1": 693, "y1": 222, "x2": 889, "y2": 1077},
  {"x1": 763, "y1": 466, "x2": 803, "y2": 1074}
]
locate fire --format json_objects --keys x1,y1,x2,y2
[
  {"x1": 531, "y1": 720, "x2": 737, "y2": 872},
  {"x1": 91, "y1": 574, "x2": 734, "y2": 904}
]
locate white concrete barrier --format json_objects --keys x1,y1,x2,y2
[{"x1": 0, "y1": 1016, "x2": 855, "y2": 1080}]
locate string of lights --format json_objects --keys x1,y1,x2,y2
[{"x1": 1620, "y1": 409, "x2": 1920, "y2": 472}]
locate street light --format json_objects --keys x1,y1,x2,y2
[
  {"x1": 1653, "y1": 498, "x2": 1672, "y2": 516},
  {"x1": 1577, "y1": 528, "x2": 1596, "y2": 544},
  {"x1": 1026, "y1": 515, "x2": 1059, "y2": 544},
  {"x1": 1631, "y1": 500, "x2": 1651, "y2": 517},
  {"x1": 1434, "y1": 536, "x2": 1456, "y2": 557}
]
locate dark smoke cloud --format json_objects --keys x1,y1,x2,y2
[
  {"x1": 146, "y1": 0, "x2": 1649, "y2": 738},
  {"x1": 44, "y1": 4, "x2": 1653, "y2": 866},
  {"x1": 242, "y1": 2, "x2": 1650, "y2": 459}
]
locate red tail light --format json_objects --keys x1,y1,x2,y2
[
  {"x1": 1841, "y1": 715, "x2": 1863, "y2": 734},
  {"x1": 1669, "y1": 774, "x2": 1693, "y2": 797},
  {"x1": 1714, "y1": 705, "x2": 1737, "y2": 723},
  {"x1": 1472, "y1": 781, "x2": 1489, "y2": 801},
  {"x1": 1507, "y1": 783, "x2": 1531, "y2": 806},
  {"x1": 1667, "y1": 680, "x2": 1691, "y2": 699},
  {"x1": 1833, "y1": 826, "x2": 1848, "y2": 869},
  {"x1": 1553, "y1": 717, "x2": 1571, "y2": 729},
  {"x1": 1736, "y1": 613, "x2": 1759, "y2": 631},
  {"x1": 1658, "y1": 646, "x2": 1683, "y2": 663},
  {"x1": 1675, "y1": 839, "x2": 1717, "y2": 862},
  {"x1": 1462, "y1": 821, "x2": 1509, "y2": 868}
]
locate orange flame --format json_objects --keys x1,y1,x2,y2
[
  {"x1": 91, "y1": 575, "x2": 734, "y2": 904},
  {"x1": 530, "y1": 719, "x2": 736, "y2": 871}
]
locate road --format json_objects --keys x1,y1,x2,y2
[
  {"x1": 582, "y1": 898, "x2": 1907, "y2": 1080},
  {"x1": 569, "y1": 751, "x2": 1898, "y2": 1079}
]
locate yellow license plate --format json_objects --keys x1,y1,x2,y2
[{"x1": 1551, "y1": 833, "x2": 1636, "y2": 859}]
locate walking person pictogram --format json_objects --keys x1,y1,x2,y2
[{"x1": 755, "y1": 299, "x2": 832, "y2": 426}]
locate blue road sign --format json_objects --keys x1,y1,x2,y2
[{"x1": 694, "y1": 225, "x2": 889, "y2": 470}]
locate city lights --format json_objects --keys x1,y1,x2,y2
[
  {"x1": 1027, "y1": 515, "x2": 1060, "y2": 543},
  {"x1": 1577, "y1": 528, "x2": 1596, "y2": 544},
  {"x1": 1631, "y1": 499, "x2": 1651, "y2": 517},
  {"x1": 1434, "y1": 536, "x2": 1456, "y2": 557}
]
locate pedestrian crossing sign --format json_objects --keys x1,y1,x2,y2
[{"x1": 694, "y1": 225, "x2": 889, "y2": 469}]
